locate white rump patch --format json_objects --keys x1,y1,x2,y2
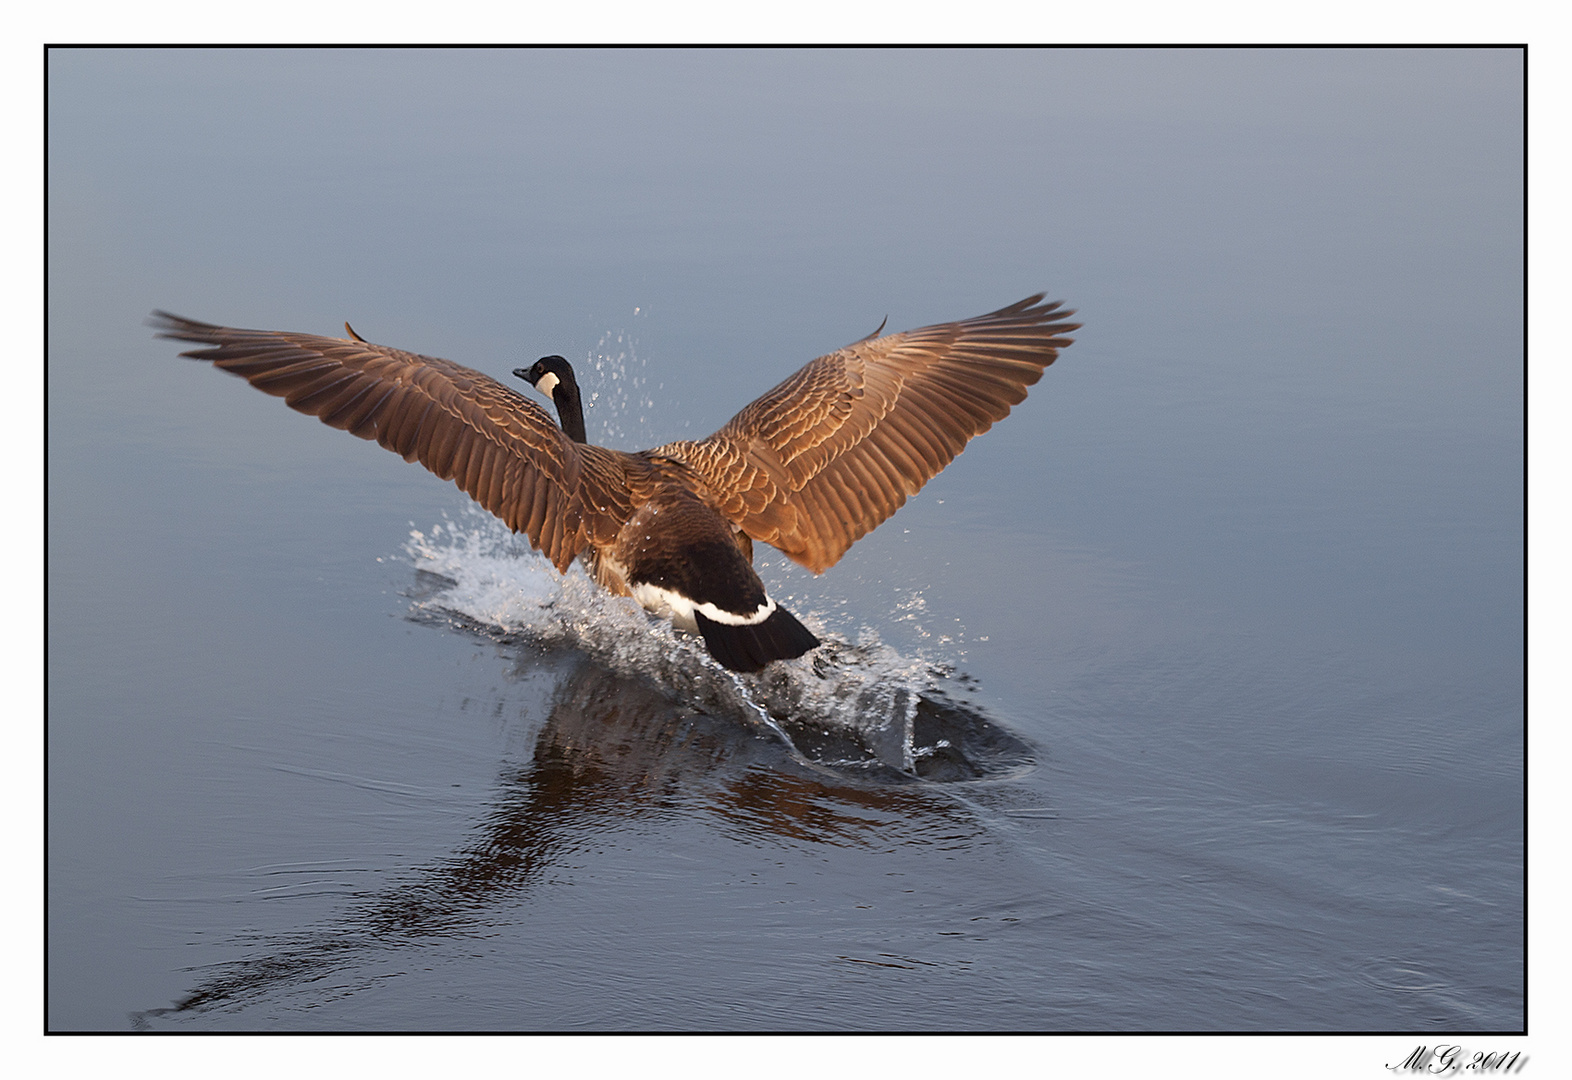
[
  {"x1": 630, "y1": 582, "x2": 776, "y2": 633},
  {"x1": 696, "y1": 597, "x2": 778, "y2": 627}
]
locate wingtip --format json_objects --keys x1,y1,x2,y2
[
  {"x1": 856, "y1": 314, "x2": 890, "y2": 343},
  {"x1": 148, "y1": 310, "x2": 222, "y2": 345},
  {"x1": 146, "y1": 309, "x2": 182, "y2": 333},
  {"x1": 1012, "y1": 294, "x2": 1081, "y2": 336}
]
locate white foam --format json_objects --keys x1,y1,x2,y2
[{"x1": 399, "y1": 505, "x2": 955, "y2": 775}]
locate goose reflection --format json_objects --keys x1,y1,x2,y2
[{"x1": 133, "y1": 651, "x2": 1000, "y2": 1025}]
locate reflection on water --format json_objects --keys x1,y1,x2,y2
[{"x1": 133, "y1": 641, "x2": 1016, "y2": 1025}]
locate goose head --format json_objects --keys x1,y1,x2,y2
[{"x1": 515, "y1": 354, "x2": 586, "y2": 443}]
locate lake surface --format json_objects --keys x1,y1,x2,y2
[{"x1": 47, "y1": 48, "x2": 1523, "y2": 1031}]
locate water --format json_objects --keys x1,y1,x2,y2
[{"x1": 47, "y1": 48, "x2": 1523, "y2": 1032}]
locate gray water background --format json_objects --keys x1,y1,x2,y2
[{"x1": 47, "y1": 48, "x2": 1523, "y2": 1030}]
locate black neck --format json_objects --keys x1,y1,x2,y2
[{"x1": 551, "y1": 381, "x2": 587, "y2": 444}]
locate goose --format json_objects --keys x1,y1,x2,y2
[{"x1": 153, "y1": 294, "x2": 1078, "y2": 672}]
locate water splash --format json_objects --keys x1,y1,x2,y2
[
  {"x1": 583, "y1": 324, "x2": 656, "y2": 450},
  {"x1": 401, "y1": 507, "x2": 1030, "y2": 783}
]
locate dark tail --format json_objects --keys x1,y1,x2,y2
[{"x1": 694, "y1": 605, "x2": 821, "y2": 673}]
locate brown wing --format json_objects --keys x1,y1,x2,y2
[
  {"x1": 655, "y1": 294, "x2": 1078, "y2": 573},
  {"x1": 152, "y1": 313, "x2": 640, "y2": 571}
]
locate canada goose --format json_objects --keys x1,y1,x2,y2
[{"x1": 153, "y1": 295, "x2": 1078, "y2": 672}]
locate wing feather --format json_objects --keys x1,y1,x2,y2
[
  {"x1": 656, "y1": 294, "x2": 1078, "y2": 572},
  {"x1": 152, "y1": 312, "x2": 637, "y2": 572}
]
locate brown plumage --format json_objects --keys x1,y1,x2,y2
[{"x1": 153, "y1": 294, "x2": 1078, "y2": 671}]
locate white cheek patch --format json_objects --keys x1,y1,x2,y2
[
  {"x1": 630, "y1": 583, "x2": 776, "y2": 633},
  {"x1": 535, "y1": 371, "x2": 560, "y2": 397}
]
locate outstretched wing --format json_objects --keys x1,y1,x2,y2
[
  {"x1": 152, "y1": 313, "x2": 638, "y2": 571},
  {"x1": 656, "y1": 294, "x2": 1079, "y2": 573}
]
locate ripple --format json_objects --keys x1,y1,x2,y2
[{"x1": 1355, "y1": 956, "x2": 1452, "y2": 993}]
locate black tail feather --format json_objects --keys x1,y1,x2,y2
[{"x1": 694, "y1": 605, "x2": 821, "y2": 673}]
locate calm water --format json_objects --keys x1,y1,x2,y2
[{"x1": 47, "y1": 48, "x2": 1523, "y2": 1031}]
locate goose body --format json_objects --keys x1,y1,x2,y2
[{"x1": 154, "y1": 295, "x2": 1078, "y2": 672}]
